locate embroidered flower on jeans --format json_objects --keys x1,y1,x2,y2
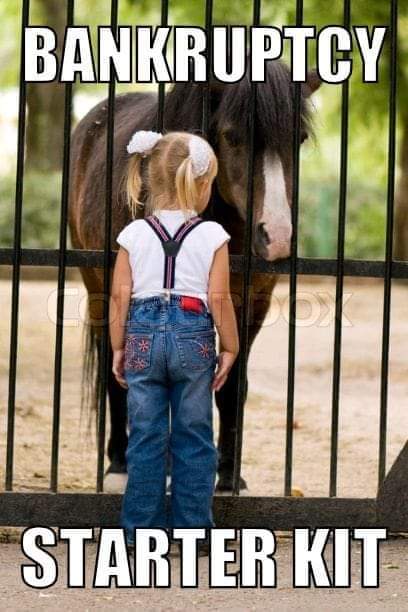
[
  {"x1": 133, "y1": 357, "x2": 147, "y2": 370},
  {"x1": 138, "y1": 339, "x2": 150, "y2": 352},
  {"x1": 197, "y1": 342, "x2": 210, "y2": 359}
]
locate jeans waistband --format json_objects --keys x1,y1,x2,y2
[{"x1": 131, "y1": 294, "x2": 207, "y2": 311}]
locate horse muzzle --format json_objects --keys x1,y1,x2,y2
[{"x1": 253, "y1": 221, "x2": 292, "y2": 262}]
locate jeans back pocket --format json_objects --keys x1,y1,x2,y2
[
  {"x1": 124, "y1": 333, "x2": 153, "y2": 372},
  {"x1": 176, "y1": 330, "x2": 216, "y2": 371}
]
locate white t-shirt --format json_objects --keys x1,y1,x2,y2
[{"x1": 116, "y1": 209, "x2": 231, "y2": 305}]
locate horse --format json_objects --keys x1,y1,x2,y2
[{"x1": 68, "y1": 60, "x2": 321, "y2": 493}]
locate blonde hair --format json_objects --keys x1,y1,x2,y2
[{"x1": 125, "y1": 132, "x2": 218, "y2": 219}]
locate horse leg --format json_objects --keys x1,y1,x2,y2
[
  {"x1": 215, "y1": 273, "x2": 277, "y2": 493},
  {"x1": 104, "y1": 344, "x2": 129, "y2": 491},
  {"x1": 106, "y1": 346, "x2": 128, "y2": 469},
  {"x1": 215, "y1": 352, "x2": 249, "y2": 492}
]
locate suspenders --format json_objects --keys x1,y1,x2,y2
[{"x1": 144, "y1": 214, "x2": 205, "y2": 296}]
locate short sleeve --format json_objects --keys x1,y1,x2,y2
[
  {"x1": 211, "y1": 222, "x2": 231, "y2": 252},
  {"x1": 116, "y1": 222, "x2": 136, "y2": 252}
]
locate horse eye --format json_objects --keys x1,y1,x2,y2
[{"x1": 223, "y1": 129, "x2": 242, "y2": 147}]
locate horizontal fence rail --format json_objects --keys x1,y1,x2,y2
[
  {"x1": 0, "y1": 493, "x2": 381, "y2": 530},
  {"x1": 1, "y1": 248, "x2": 408, "y2": 278}
]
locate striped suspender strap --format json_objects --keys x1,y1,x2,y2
[{"x1": 144, "y1": 214, "x2": 205, "y2": 289}]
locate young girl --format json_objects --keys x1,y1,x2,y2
[{"x1": 109, "y1": 130, "x2": 239, "y2": 547}]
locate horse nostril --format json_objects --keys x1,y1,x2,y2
[{"x1": 256, "y1": 222, "x2": 270, "y2": 247}]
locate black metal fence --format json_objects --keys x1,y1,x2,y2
[{"x1": 1, "y1": 0, "x2": 407, "y2": 530}]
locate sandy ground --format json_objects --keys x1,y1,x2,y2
[
  {"x1": 0, "y1": 535, "x2": 407, "y2": 610},
  {"x1": 0, "y1": 275, "x2": 407, "y2": 497}
]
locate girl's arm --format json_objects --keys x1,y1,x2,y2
[
  {"x1": 208, "y1": 242, "x2": 239, "y2": 392},
  {"x1": 110, "y1": 247, "x2": 132, "y2": 388}
]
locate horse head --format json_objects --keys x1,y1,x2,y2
[{"x1": 209, "y1": 62, "x2": 321, "y2": 261}]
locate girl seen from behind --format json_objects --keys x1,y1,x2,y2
[{"x1": 109, "y1": 130, "x2": 239, "y2": 550}]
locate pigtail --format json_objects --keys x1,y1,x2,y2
[
  {"x1": 125, "y1": 130, "x2": 163, "y2": 218},
  {"x1": 126, "y1": 154, "x2": 143, "y2": 219},
  {"x1": 175, "y1": 156, "x2": 200, "y2": 213}
]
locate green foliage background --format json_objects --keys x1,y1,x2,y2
[{"x1": 1, "y1": 0, "x2": 407, "y2": 259}]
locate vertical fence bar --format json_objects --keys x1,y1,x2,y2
[
  {"x1": 5, "y1": 0, "x2": 30, "y2": 492},
  {"x1": 329, "y1": 0, "x2": 350, "y2": 498},
  {"x1": 156, "y1": 0, "x2": 169, "y2": 132},
  {"x1": 284, "y1": 0, "x2": 303, "y2": 497},
  {"x1": 202, "y1": 0, "x2": 213, "y2": 137},
  {"x1": 96, "y1": 0, "x2": 118, "y2": 493},
  {"x1": 50, "y1": 0, "x2": 75, "y2": 493},
  {"x1": 232, "y1": 0, "x2": 261, "y2": 495},
  {"x1": 378, "y1": 0, "x2": 398, "y2": 488}
]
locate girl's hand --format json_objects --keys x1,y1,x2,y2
[
  {"x1": 212, "y1": 351, "x2": 237, "y2": 392},
  {"x1": 112, "y1": 349, "x2": 128, "y2": 389}
]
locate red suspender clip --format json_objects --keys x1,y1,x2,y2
[{"x1": 180, "y1": 295, "x2": 204, "y2": 314}]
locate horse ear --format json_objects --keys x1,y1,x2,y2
[{"x1": 302, "y1": 69, "x2": 321, "y2": 97}]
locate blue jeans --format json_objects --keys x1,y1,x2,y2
[{"x1": 120, "y1": 294, "x2": 218, "y2": 542}]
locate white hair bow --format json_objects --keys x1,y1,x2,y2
[
  {"x1": 127, "y1": 130, "x2": 163, "y2": 156},
  {"x1": 189, "y1": 135, "x2": 212, "y2": 177}
]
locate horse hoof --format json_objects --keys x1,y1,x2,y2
[
  {"x1": 215, "y1": 474, "x2": 249, "y2": 496},
  {"x1": 103, "y1": 471, "x2": 128, "y2": 493}
]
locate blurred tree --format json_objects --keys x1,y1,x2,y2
[
  {"x1": 25, "y1": 0, "x2": 66, "y2": 172},
  {"x1": 394, "y1": 110, "x2": 408, "y2": 260}
]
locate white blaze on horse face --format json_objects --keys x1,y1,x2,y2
[{"x1": 260, "y1": 152, "x2": 292, "y2": 261}]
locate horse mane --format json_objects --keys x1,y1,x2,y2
[
  {"x1": 162, "y1": 83, "x2": 207, "y2": 133},
  {"x1": 163, "y1": 59, "x2": 314, "y2": 155},
  {"x1": 217, "y1": 61, "x2": 314, "y2": 154}
]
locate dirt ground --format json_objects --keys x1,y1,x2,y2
[
  {"x1": 1, "y1": 534, "x2": 408, "y2": 610},
  {"x1": 0, "y1": 275, "x2": 407, "y2": 497}
]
